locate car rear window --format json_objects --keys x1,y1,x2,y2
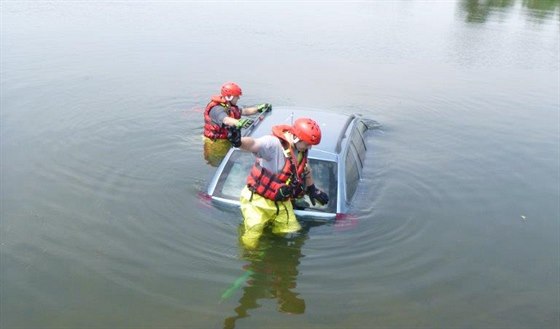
[
  {"x1": 213, "y1": 150, "x2": 254, "y2": 200},
  {"x1": 213, "y1": 151, "x2": 337, "y2": 213}
]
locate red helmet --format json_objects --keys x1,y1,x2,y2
[
  {"x1": 220, "y1": 82, "x2": 243, "y2": 97},
  {"x1": 292, "y1": 118, "x2": 321, "y2": 145}
]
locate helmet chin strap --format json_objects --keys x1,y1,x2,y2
[
  {"x1": 284, "y1": 132, "x2": 300, "y2": 144},
  {"x1": 224, "y1": 95, "x2": 234, "y2": 102}
]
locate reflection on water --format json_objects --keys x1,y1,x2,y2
[
  {"x1": 222, "y1": 228, "x2": 309, "y2": 329},
  {"x1": 459, "y1": 0, "x2": 559, "y2": 23}
]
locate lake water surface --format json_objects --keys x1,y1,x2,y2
[{"x1": 1, "y1": 1, "x2": 559, "y2": 328}]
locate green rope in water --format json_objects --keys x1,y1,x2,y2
[{"x1": 220, "y1": 270, "x2": 254, "y2": 301}]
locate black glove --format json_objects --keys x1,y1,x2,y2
[
  {"x1": 306, "y1": 184, "x2": 329, "y2": 206},
  {"x1": 292, "y1": 183, "x2": 305, "y2": 197},
  {"x1": 256, "y1": 103, "x2": 272, "y2": 113},
  {"x1": 227, "y1": 127, "x2": 241, "y2": 147},
  {"x1": 275, "y1": 185, "x2": 293, "y2": 201}
]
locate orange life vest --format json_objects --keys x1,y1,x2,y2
[
  {"x1": 203, "y1": 95, "x2": 241, "y2": 140},
  {"x1": 247, "y1": 125, "x2": 308, "y2": 201}
]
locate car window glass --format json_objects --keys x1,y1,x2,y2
[
  {"x1": 350, "y1": 142, "x2": 364, "y2": 169},
  {"x1": 214, "y1": 151, "x2": 254, "y2": 199},
  {"x1": 305, "y1": 159, "x2": 337, "y2": 213},
  {"x1": 213, "y1": 152, "x2": 337, "y2": 213},
  {"x1": 350, "y1": 121, "x2": 367, "y2": 167},
  {"x1": 345, "y1": 148, "x2": 360, "y2": 201},
  {"x1": 357, "y1": 120, "x2": 367, "y2": 134}
]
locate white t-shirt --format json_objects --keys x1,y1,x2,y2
[{"x1": 253, "y1": 135, "x2": 300, "y2": 173}]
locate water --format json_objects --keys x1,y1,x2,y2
[{"x1": 1, "y1": 1, "x2": 558, "y2": 328}]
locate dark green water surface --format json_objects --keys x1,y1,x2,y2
[{"x1": 1, "y1": 1, "x2": 558, "y2": 328}]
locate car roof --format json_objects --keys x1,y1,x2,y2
[{"x1": 245, "y1": 106, "x2": 356, "y2": 161}]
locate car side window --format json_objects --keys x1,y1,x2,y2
[
  {"x1": 306, "y1": 159, "x2": 337, "y2": 213},
  {"x1": 345, "y1": 148, "x2": 360, "y2": 202},
  {"x1": 350, "y1": 121, "x2": 367, "y2": 168}
]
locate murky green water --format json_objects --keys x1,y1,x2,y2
[{"x1": 1, "y1": 1, "x2": 558, "y2": 328}]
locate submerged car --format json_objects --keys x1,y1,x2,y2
[{"x1": 205, "y1": 106, "x2": 372, "y2": 220}]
